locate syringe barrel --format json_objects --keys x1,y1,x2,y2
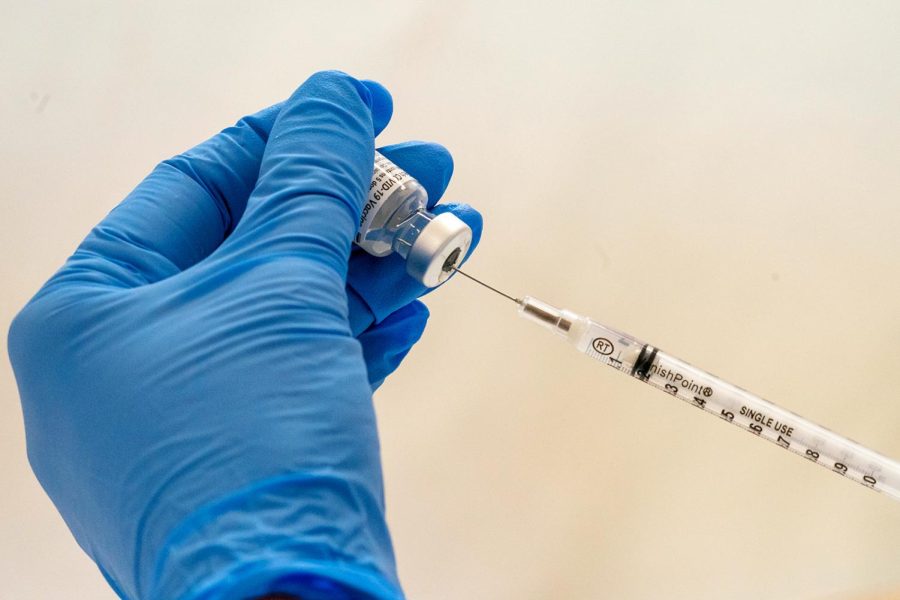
[
  {"x1": 517, "y1": 295, "x2": 900, "y2": 500},
  {"x1": 580, "y1": 318, "x2": 900, "y2": 500}
]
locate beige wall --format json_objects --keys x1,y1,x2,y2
[{"x1": 2, "y1": 1, "x2": 899, "y2": 598}]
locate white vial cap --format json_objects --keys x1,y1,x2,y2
[{"x1": 406, "y1": 212, "x2": 473, "y2": 287}]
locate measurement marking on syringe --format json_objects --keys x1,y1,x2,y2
[
  {"x1": 644, "y1": 362, "x2": 713, "y2": 397},
  {"x1": 651, "y1": 377, "x2": 883, "y2": 491},
  {"x1": 738, "y1": 406, "x2": 795, "y2": 437}
]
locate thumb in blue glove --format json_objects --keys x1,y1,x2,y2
[{"x1": 8, "y1": 70, "x2": 481, "y2": 600}]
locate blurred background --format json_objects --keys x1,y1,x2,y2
[{"x1": 2, "y1": 1, "x2": 899, "y2": 598}]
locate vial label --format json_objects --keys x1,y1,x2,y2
[{"x1": 358, "y1": 152, "x2": 415, "y2": 241}]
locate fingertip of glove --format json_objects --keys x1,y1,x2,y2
[
  {"x1": 379, "y1": 301, "x2": 430, "y2": 356},
  {"x1": 361, "y1": 80, "x2": 393, "y2": 136},
  {"x1": 291, "y1": 70, "x2": 374, "y2": 111},
  {"x1": 402, "y1": 299, "x2": 430, "y2": 328},
  {"x1": 358, "y1": 300, "x2": 431, "y2": 390},
  {"x1": 383, "y1": 300, "x2": 430, "y2": 338},
  {"x1": 290, "y1": 72, "x2": 394, "y2": 142},
  {"x1": 420, "y1": 143, "x2": 454, "y2": 201},
  {"x1": 377, "y1": 142, "x2": 454, "y2": 205}
]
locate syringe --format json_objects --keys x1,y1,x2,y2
[{"x1": 451, "y1": 267, "x2": 900, "y2": 500}]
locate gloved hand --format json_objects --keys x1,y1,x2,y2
[{"x1": 7, "y1": 71, "x2": 482, "y2": 599}]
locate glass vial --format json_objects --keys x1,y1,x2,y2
[{"x1": 356, "y1": 151, "x2": 472, "y2": 287}]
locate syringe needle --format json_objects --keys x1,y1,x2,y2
[{"x1": 450, "y1": 267, "x2": 520, "y2": 304}]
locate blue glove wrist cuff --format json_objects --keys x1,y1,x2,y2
[{"x1": 146, "y1": 474, "x2": 403, "y2": 600}]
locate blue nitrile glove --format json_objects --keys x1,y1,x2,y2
[{"x1": 7, "y1": 70, "x2": 482, "y2": 600}]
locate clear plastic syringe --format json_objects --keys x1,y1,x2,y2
[{"x1": 452, "y1": 268, "x2": 900, "y2": 501}]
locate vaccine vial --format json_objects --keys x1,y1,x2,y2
[{"x1": 356, "y1": 151, "x2": 472, "y2": 287}]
